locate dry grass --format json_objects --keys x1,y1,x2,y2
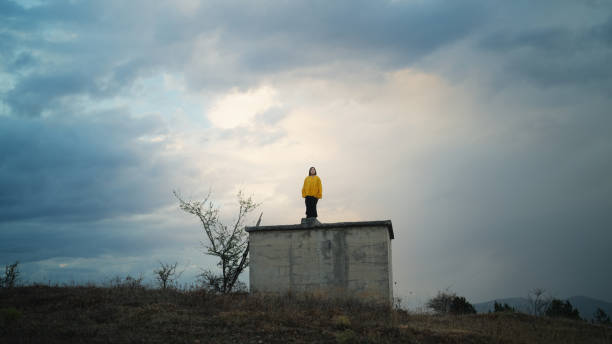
[{"x1": 1, "y1": 285, "x2": 611, "y2": 343}]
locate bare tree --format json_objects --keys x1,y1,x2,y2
[
  {"x1": 528, "y1": 288, "x2": 550, "y2": 316},
  {"x1": 154, "y1": 261, "x2": 183, "y2": 289},
  {"x1": 174, "y1": 190, "x2": 261, "y2": 293},
  {"x1": 1, "y1": 261, "x2": 20, "y2": 288}
]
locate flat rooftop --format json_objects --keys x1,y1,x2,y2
[{"x1": 245, "y1": 220, "x2": 394, "y2": 240}]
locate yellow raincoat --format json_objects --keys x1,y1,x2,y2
[{"x1": 302, "y1": 175, "x2": 322, "y2": 199}]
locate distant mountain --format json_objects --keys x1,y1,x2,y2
[
  {"x1": 474, "y1": 296, "x2": 612, "y2": 321},
  {"x1": 568, "y1": 296, "x2": 612, "y2": 321}
]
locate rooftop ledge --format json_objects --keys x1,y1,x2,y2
[{"x1": 245, "y1": 220, "x2": 394, "y2": 240}]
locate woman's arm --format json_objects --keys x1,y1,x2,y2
[{"x1": 302, "y1": 177, "x2": 307, "y2": 198}]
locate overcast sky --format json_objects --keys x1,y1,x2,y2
[{"x1": 1, "y1": 0, "x2": 611, "y2": 307}]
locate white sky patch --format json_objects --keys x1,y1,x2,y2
[
  {"x1": 137, "y1": 134, "x2": 167, "y2": 143},
  {"x1": 181, "y1": 67, "x2": 478, "y2": 227},
  {"x1": 76, "y1": 72, "x2": 209, "y2": 138},
  {"x1": 163, "y1": 73, "x2": 187, "y2": 93},
  {"x1": 207, "y1": 86, "x2": 281, "y2": 128}
]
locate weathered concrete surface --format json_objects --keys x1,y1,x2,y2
[{"x1": 246, "y1": 221, "x2": 393, "y2": 304}]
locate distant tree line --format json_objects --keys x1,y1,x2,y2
[
  {"x1": 493, "y1": 301, "x2": 515, "y2": 313},
  {"x1": 426, "y1": 288, "x2": 611, "y2": 326}
]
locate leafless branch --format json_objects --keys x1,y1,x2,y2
[{"x1": 174, "y1": 189, "x2": 260, "y2": 293}]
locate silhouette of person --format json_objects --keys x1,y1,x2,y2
[{"x1": 302, "y1": 166, "x2": 322, "y2": 218}]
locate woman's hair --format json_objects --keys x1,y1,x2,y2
[{"x1": 308, "y1": 166, "x2": 317, "y2": 176}]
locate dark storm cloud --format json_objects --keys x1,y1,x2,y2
[
  {"x1": 4, "y1": 0, "x2": 610, "y2": 117},
  {"x1": 1, "y1": 0, "x2": 101, "y2": 28},
  {"x1": 0, "y1": 0, "x2": 25, "y2": 17},
  {"x1": 10, "y1": 51, "x2": 37, "y2": 70},
  {"x1": 5, "y1": 73, "x2": 95, "y2": 117},
  {"x1": 0, "y1": 111, "x2": 200, "y2": 266},
  {"x1": 1, "y1": 1, "x2": 158, "y2": 116},
  {"x1": 1, "y1": 0, "x2": 489, "y2": 116},
  {"x1": 478, "y1": 15, "x2": 612, "y2": 87},
  {"x1": 0, "y1": 113, "x2": 172, "y2": 223},
  {"x1": 213, "y1": 0, "x2": 487, "y2": 65},
  {"x1": 0, "y1": 216, "x2": 185, "y2": 265},
  {"x1": 172, "y1": 0, "x2": 489, "y2": 90}
]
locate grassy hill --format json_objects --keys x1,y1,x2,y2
[{"x1": 1, "y1": 285, "x2": 611, "y2": 343}]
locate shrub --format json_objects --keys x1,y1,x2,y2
[
  {"x1": 0, "y1": 261, "x2": 20, "y2": 288},
  {"x1": 197, "y1": 269, "x2": 224, "y2": 293},
  {"x1": 494, "y1": 301, "x2": 515, "y2": 313},
  {"x1": 197, "y1": 269, "x2": 247, "y2": 293},
  {"x1": 593, "y1": 308, "x2": 611, "y2": 325},
  {"x1": 450, "y1": 296, "x2": 476, "y2": 315},
  {"x1": 545, "y1": 299, "x2": 581, "y2": 320},
  {"x1": 426, "y1": 291, "x2": 455, "y2": 314},
  {"x1": 109, "y1": 274, "x2": 145, "y2": 289},
  {"x1": 426, "y1": 291, "x2": 476, "y2": 315},
  {"x1": 154, "y1": 262, "x2": 182, "y2": 289}
]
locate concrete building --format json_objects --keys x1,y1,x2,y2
[{"x1": 246, "y1": 220, "x2": 394, "y2": 304}]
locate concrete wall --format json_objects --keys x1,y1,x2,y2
[{"x1": 248, "y1": 222, "x2": 393, "y2": 304}]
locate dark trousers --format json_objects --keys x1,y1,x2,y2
[{"x1": 305, "y1": 196, "x2": 318, "y2": 218}]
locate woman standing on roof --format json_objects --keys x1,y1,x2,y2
[{"x1": 302, "y1": 166, "x2": 322, "y2": 218}]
